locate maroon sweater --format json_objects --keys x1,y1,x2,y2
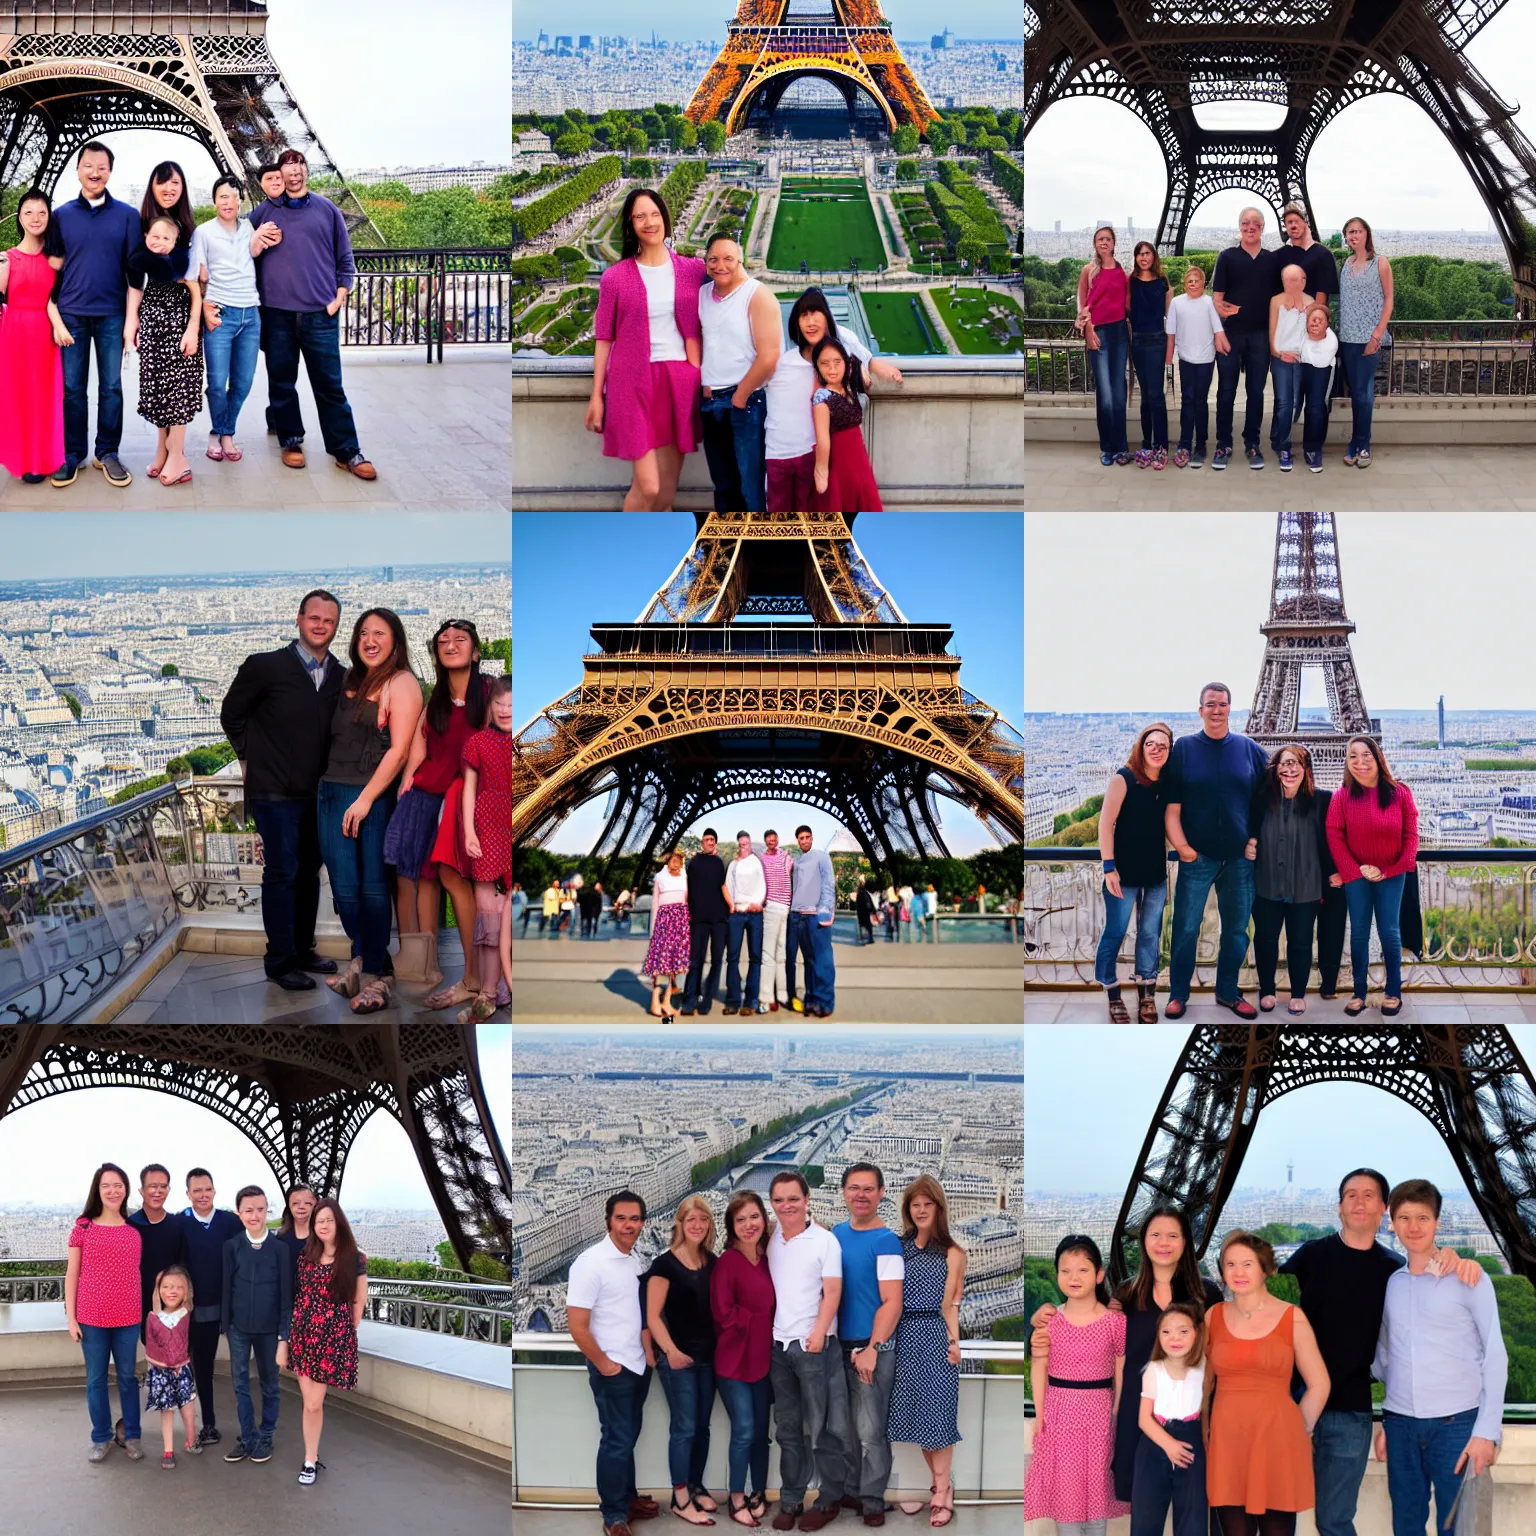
[
  {"x1": 1326, "y1": 782, "x2": 1419, "y2": 882},
  {"x1": 710, "y1": 1247, "x2": 775, "y2": 1383}
]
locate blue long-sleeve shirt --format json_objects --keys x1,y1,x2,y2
[
  {"x1": 250, "y1": 192, "x2": 357, "y2": 312},
  {"x1": 1163, "y1": 728, "x2": 1270, "y2": 861},
  {"x1": 53, "y1": 191, "x2": 141, "y2": 316},
  {"x1": 790, "y1": 848, "x2": 835, "y2": 923}
]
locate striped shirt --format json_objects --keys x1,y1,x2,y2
[{"x1": 761, "y1": 848, "x2": 794, "y2": 906}]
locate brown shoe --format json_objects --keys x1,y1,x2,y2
[
  {"x1": 281, "y1": 447, "x2": 306, "y2": 469},
  {"x1": 863, "y1": 1518, "x2": 885, "y2": 1529},
  {"x1": 631, "y1": 1498, "x2": 661, "y2": 1522},
  {"x1": 798, "y1": 1510, "x2": 838, "y2": 1532},
  {"x1": 772, "y1": 1508, "x2": 802, "y2": 1531},
  {"x1": 1107, "y1": 994, "x2": 1130, "y2": 1023},
  {"x1": 337, "y1": 453, "x2": 377, "y2": 479},
  {"x1": 1137, "y1": 983, "x2": 1159, "y2": 1023}
]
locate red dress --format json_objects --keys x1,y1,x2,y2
[
  {"x1": 0, "y1": 248, "x2": 65, "y2": 477},
  {"x1": 812, "y1": 387, "x2": 882, "y2": 512},
  {"x1": 460, "y1": 726, "x2": 511, "y2": 883},
  {"x1": 288, "y1": 1252, "x2": 367, "y2": 1391},
  {"x1": 418, "y1": 701, "x2": 476, "y2": 880}
]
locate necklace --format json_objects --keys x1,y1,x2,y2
[{"x1": 1233, "y1": 1294, "x2": 1268, "y2": 1322}]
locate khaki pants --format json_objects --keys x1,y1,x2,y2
[{"x1": 762, "y1": 901, "x2": 790, "y2": 1004}]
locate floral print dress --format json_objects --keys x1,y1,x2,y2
[{"x1": 288, "y1": 1252, "x2": 367, "y2": 1390}]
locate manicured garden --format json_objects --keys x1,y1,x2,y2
[
  {"x1": 512, "y1": 285, "x2": 599, "y2": 354},
  {"x1": 767, "y1": 177, "x2": 886, "y2": 273},
  {"x1": 930, "y1": 287, "x2": 1025, "y2": 354},
  {"x1": 861, "y1": 291, "x2": 944, "y2": 355}
]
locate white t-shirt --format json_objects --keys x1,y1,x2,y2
[
  {"x1": 1272, "y1": 301, "x2": 1310, "y2": 356},
  {"x1": 726, "y1": 854, "x2": 767, "y2": 911},
  {"x1": 191, "y1": 217, "x2": 260, "y2": 308},
  {"x1": 1140, "y1": 1358, "x2": 1205, "y2": 1422},
  {"x1": 1165, "y1": 293, "x2": 1225, "y2": 365},
  {"x1": 638, "y1": 258, "x2": 687, "y2": 364},
  {"x1": 1300, "y1": 327, "x2": 1339, "y2": 368},
  {"x1": 653, "y1": 867, "x2": 688, "y2": 908},
  {"x1": 764, "y1": 328, "x2": 873, "y2": 461},
  {"x1": 566, "y1": 1234, "x2": 647, "y2": 1374},
  {"x1": 767, "y1": 1221, "x2": 842, "y2": 1347}
]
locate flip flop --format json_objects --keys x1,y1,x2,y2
[
  {"x1": 206, "y1": 444, "x2": 225, "y2": 460},
  {"x1": 223, "y1": 444, "x2": 243, "y2": 461},
  {"x1": 159, "y1": 469, "x2": 192, "y2": 486}
]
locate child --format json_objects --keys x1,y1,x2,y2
[
  {"x1": 1299, "y1": 301, "x2": 1339, "y2": 473},
  {"x1": 0, "y1": 189, "x2": 72, "y2": 483},
  {"x1": 221, "y1": 1185, "x2": 293, "y2": 1465},
  {"x1": 809, "y1": 335, "x2": 882, "y2": 511},
  {"x1": 1163, "y1": 266, "x2": 1230, "y2": 469},
  {"x1": 144, "y1": 1265, "x2": 200, "y2": 1470},
  {"x1": 127, "y1": 212, "x2": 203, "y2": 486},
  {"x1": 1024, "y1": 1235, "x2": 1130, "y2": 1532},
  {"x1": 461, "y1": 676, "x2": 513, "y2": 1022},
  {"x1": 1131, "y1": 1302, "x2": 1207, "y2": 1536}
]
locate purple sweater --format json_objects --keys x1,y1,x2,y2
[{"x1": 250, "y1": 192, "x2": 358, "y2": 312}]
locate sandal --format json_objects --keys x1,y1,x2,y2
[
  {"x1": 1344, "y1": 998, "x2": 1367, "y2": 1016},
  {"x1": 327, "y1": 957, "x2": 363, "y2": 998},
  {"x1": 929, "y1": 1481, "x2": 954, "y2": 1528},
  {"x1": 351, "y1": 975, "x2": 393, "y2": 1014},
  {"x1": 1259, "y1": 995, "x2": 1277, "y2": 1012},
  {"x1": 423, "y1": 979, "x2": 476, "y2": 1011},
  {"x1": 1381, "y1": 997, "x2": 1402, "y2": 1016},
  {"x1": 746, "y1": 1494, "x2": 767, "y2": 1521},
  {"x1": 457, "y1": 990, "x2": 500, "y2": 1023},
  {"x1": 1288, "y1": 998, "x2": 1306, "y2": 1014},
  {"x1": 1137, "y1": 984, "x2": 1159, "y2": 1023},
  {"x1": 1107, "y1": 995, "x2": 1130, "y2": 1023},
  {"x1": 689, "y1": 1486, "x2": 719, "y2": 1515},
  {"x1": 728, "y1": 1496, "x2": 757, "y2": 1528},
  {"x1": 671, "y1": 1491, "x2": 715, "y2": 1526},
  {"x1": 206, "y1": 440, "x2": 225, "y2": 461},
  {"x1": 223, "y1": 440, "x2": 243, "y2": 462}
]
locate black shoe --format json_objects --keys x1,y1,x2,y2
[
  {"x1": 296, "y1": 953, "x2": 339, "y2": 975},
  {"x1": 270, "y1": 970, "x2": 317, "y2": 991},
  {"x1": 196, "y1": 1425, "x2": 222, "y2": 1446},
  {"x1": 249, "y1": 1441, "x2": 273, "y2": 1463},
  {"x1": 51, "y1": 458, "x2": 80, "y2": 487},
  {"x1": 224, "y1": 1439, "x2": 251, "y2": 1462},
  {"x1": 21, "y1": 472, "x2": 46, "y2": 483}
]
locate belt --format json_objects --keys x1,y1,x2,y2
[
  {"x1": 1048, "y1": 1375, "x2": 1113, "y2": 1389},
  {"x1": 902, "y1": 1309, "x2": 943, "y2": 1317}
]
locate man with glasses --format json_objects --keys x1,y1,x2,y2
[{"x1": 1211, "y1": 207, "x2": 1282, "y2": 471}]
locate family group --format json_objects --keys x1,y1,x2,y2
[
  {"x1": 567, "y1": 1166, "x2": 968, "y2": 1536},
  {"x1": 63, "y1": 1163, "x2": 368, "y2": 1486},
  {"x1": 585, "y1": 187, "x2": 898, "y2": 511}
]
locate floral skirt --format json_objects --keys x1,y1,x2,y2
[
  {"x1": 145, "y1": 1363, "x2": 196, "y2": 1411},
  {"x1": 643, "y1": 902, "x2": 691, "y2": 979}
]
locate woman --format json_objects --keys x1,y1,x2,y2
[
  {"x1": 586, "y1": 188, "x2": 707, "y2": 509},
  {"x1": 1096, "y1": 722, "x2": 1172, "y2": 1022},
  {"x1": 1337, "y1": 217, "x2": 1394, "y2": 468},
  {"x1": 889, "y1": 1176, "x2": 966, "y2": 1527},
  {"x1": 645, "y1": 1195, "x2": 720, "y2": 1525},
  {"x1": 1326, "y1": 735, "x2": 1417, "y2": 1016},
  {"x1": 709, "y1": 1192, "x2": 775, "y2": 1528},
  {"x1": 192, "y1": 172, "x2": 261, "y2": 461},
  {"x1": 65, "y1": 1162, "x2": 144, "y2": 1461},
  {"x1": 273, "y1": 1184, "x2": 317, "y2": 1286},
  {"x1": 763, "y1": 288, "x2": 902, "y2": 512},
  {"x1": 1267, "y1": 263, "x2": 1312, "y2": 472},
  {"x1": 319, "y1": 607, "x2": 423, "y2": 1014},
  {"x1": 643, "y1": 849, "x2": 691, "y2": 1018},
  {"x1": 1075, "y1": 225, "x2": 1130, "y2": 466},
  {"x1": 0, "y1": 188, "x2": 70, "y2": 483},
  {"x1": 1126, "y1": 242, "x2": 1172, "y2": 470},
  {"x1": 1244, "y1": 745, "x2": 1342, "y2": 1014},
  {"x1": 1205, "y1": 1231, "x2": 1328, "y2": 1536}
]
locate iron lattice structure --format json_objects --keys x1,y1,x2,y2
[
  {"x1": 1110, "y1": 1025, "x2": 1536, "y2": 1287},
  {"x1": 1024, "y1": 1, "x2": 1536, "y2": 310},
  {"x1": 0, "y1": 5, "x2": 382, "y2": 243},
  {"x1": 1247, "y1": 511, "x2": 1376, "y2": 787},
  {"x1": 0, "y1": 1024, "x2": 513, "y2": 1268},
  {"x1": 687, "y1": 0, "x2": 939, "y2": 135},
  {"x1": 512, "y1": 512, "x2": 1024, "y2": 878}
]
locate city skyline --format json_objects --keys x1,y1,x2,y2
[{"x1": 513, "y1": 1, "x2": 1023, "y2": 41}]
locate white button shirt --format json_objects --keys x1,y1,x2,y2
[
  {"x1": 767, "y1": 1221, "x2": 842, "y2": 1347},
  {"x1": 566, "y1": 1233, "x2": 647, "y2": 1374}
]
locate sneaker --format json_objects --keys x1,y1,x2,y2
[
  {"x1": 1306, "y1": 450, "x2": 1323, "y2": 473},
  {"x1": 1212, "y1": 447, "x2": 1230, "y2": 470},
  {"x1": 790, "y1": 998, "x2": 804, "y2": 1013},
  {"x1": 1246, "y1": 447, "x2": 1264, "y2": 470},
  {"x1": 1099, "y1": 451, "x2": 1114, "y2": 466},
  {"x1": 1173, "y1": 447, "x2": 1190, "y2": 468},
  {"x1": 250, "y1": 1440, "x2": 274, "y2": 1463},
  {"x1": 1152, "y1": 448, "x2": 1168, "y2": 470},
  {"x1": 1188, "y1": 450, "x2": 1205, "y2": 469},
  {"x1": 1113, "y1": 452, "x2": 1130, "y2": 465},
  {"x1": 197, "y1": 1425, "x2": 222, "y2": 1446},
  {"x1": 88, "y1": 1441, "x2": 114, "y2": 1463},
  {"x1": 298, "y1": 1461, "x2": 319, "y2": 1485},
  {"x1": 122, "y1": 1439, "x2": 144, "y2": 1461},
  {"x1": 50, "y1": 458, "x2": 80, "y2": 488},
  {"x1": 1278, "y1": 448, "x2": 1292, "y2": 472},
  {"x1": 94, "y1": 453, "x2": 132, "y2": 487},
  {"x1": 224, "y1": 1439, "x2": 251, "y2": 1463},
  {"x1": 184, "y1": 1437, "x2": 203, "y2": 1455},
  {"x1": 1133, "y1": 448, "x2": 1152, "y2": 467},
  {"x1": 161, "y1": 1452, "x2": 177, "y2": 1471},
  {"x1": 1356, "y1": 449, "x2": 1371, "y2": 468}
]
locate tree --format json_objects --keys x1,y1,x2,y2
[
  {"x1": 160, "y1": 663, "x2": 178, "y2": 677},
  {"x1": 675, "y1": 119, "x2": 699, "y2": 151},
  {"x1": 700, "y1": 120, "x2": 727, "y2": 154},
  {"x1": 926, "y1": 120, "x2": 952, "y2": 156},
  {"x1": 622, "y1": 127, "x2": 648, "y2": 155},
  {"x1": 957, "y1": 235, "x2": 988, "y2": 272},
  {"x1": 895, "y1": 159, "x2": 919, "y2": 182},
  {"x1": 891, "y1": 124, "x2": 919, "y2": 156},
  {"x1": 63, "y1": 692, "x2": 81, "y2": 719},
  {"x1": 553, "y1": 131, "x2": 589, "y2": 159},
  {"x1": 947, "y1": 117, "x2": 968, "y2": 147}
]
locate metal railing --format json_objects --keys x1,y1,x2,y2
[
  {"x1": 529, "y1": 909, "x2": 1023, "y2": 943},
  {"x1": 349, "y1": 249, "x2": 513, "y2": 360}
]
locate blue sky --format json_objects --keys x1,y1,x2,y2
[
  {"x1": 513, "y1": 513, "x2": 1022, "y2": 856},
  {"x1": 514, "y1": 1, "x2": 1021, "y2": 42}
]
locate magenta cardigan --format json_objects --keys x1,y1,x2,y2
[
  {"x1": 594, "y1": 251, "x2": 707, "y2": 460},
  {"x1": 1326, "y1": 782, "x2": 1419, "y2": 882}
]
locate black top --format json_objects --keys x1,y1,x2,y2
[
  {"x1": 220, "y1": 645, "x2": 345, "y2": 801},
  {"x1": 127, "y1": 243, "x2": 191, "y2": 288},
  {"x1": 644, "y1": 1249, "x2": 717, "y2": 1361},
  {"x1": 1279, "y1": 1232, "x2": 1403, "y2": 1413},
  {"x1": 1108, "y1": 766, "x2": 1168, "y2": 890},
  {"x1": 322, "y1": 691, "x2": 389, "y2": 787},
  {"x1": 578, "y1": 887, "x2": 604, "y2": 918},
  {"x1": 1212, "y1": 244, "x2": 1282, "y2": 333},
  {"x1": 686, "y1": 852, "x2": 729, "y2": 923},
  {"x1": 1127, "y1": 274, "x2": 1170, "y2": 335},
  {"x1": 1248, "y1": 785, "x2": 1339, "y2": 905},
  {"x1": 856, "y1": 885, "x2": 875, "y2": 919},
  {"x1": 128, "y1": 1208, "x2": 189, "y2": 1337},
  {"x1": 1282, "y1": 240, "x2": 1340, "y2": 301}
]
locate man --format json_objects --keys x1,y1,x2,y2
[
  {"x1": 220, "y1": 589, "x2": 346, "y2": 991},
  {"x1": 509, "y1": 882, "x2": 527, "y2": 934},
  {"x1": 253, "y1": 162, "x2": 285, "y2": 438},
  {"x1": 540, "y1": 879, "x2": 561, "y2": 935},
  {"x1": 51, "y1": 141, "x2": 139, "y2": 489},
  {"x1": 767, "y1": 1171, "x2": 848, "y2": 1533},
  {"x1": 127, "y1": 1165, "x2": 188, "y2": 1343},
  {"x1": 697, "y1": 233, "x2": 781, "y2": 511},
  {"x1": 1374, "y1": 1179, "x2": 1506, "y2": 1536},
  {"x1": 249, "y1": 149, "x2": 376, "y2": 479},
  {"x1": 832, "y1": 1164, "x2": 904, "y2": 1527},
  {"x1": 679, "y1": 829, "x2": 731, "y2": 1016},
  {"x1": 1211, "y1": 206, "x2": 1282, "y2": 470},
  {"x1": 1281, "y1": 201, "x2": 1340, "y2": 308},
  {"x1": 760, "y1": 829, "x2": 795, "y2": 1012},
  {"x1": 1163, "y1": 682, "x2": 1269, "y2": 1019},
  {"x1": 788, "y1": 826, "x2": 837, "y2": 1018},
  {"x1": 568, "y1": 1192, "x2": 655, "y2": 1536},
  {"x1": 725, "y1": 830, "x2": 767, "y2": 1015},
  {"x1": 180, "y1": 1168, "x2": 243, "y2": 1446},
  {"x1": 578, "y1": 880, "x2": 605, "y2": 939},
  {"x1": 855, "y1": 876, "x2": 875, "y2": 945},
  {"x1": 1281, "y1": 1169, "x2": 1484, "y2": 1536}
]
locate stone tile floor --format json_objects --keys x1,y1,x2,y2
[{"x1": 1026, "y1": 989, "x2": 1536, "y2": 1022}]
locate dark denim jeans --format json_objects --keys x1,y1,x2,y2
[
  {"x1": 1382, "y1": 1407, "x2": 1476, "y2": 1536},
  {"x1": 1301, "y1": 361, "x2": 1333, "y2": 455},
  {"x1": 1251, "y1": 896, "x2": 1321, "y2": 999},
  {"x1": 1215, "y1": 328, "x2": 1270, "y2": 451},
  {"x1": 788, "y1": 911, "x2": 835, "y2": 1013},
  {"x1": 1095, "y1": 879, "x2": 1168, "y2": 986},
  {"x1": 1339, "y1": 341, "x2": 1381, "y2": 455},
  {"x1": 1343, "y1": 872, "x2": 1406, "y2": 999},
  {"x1": 317, "y1": 780, "x2": 397, "y2": 976},
  {"x1": 60, "y1": 310, "x2": 125, "y2": 464},
  {"x1": 203, "y1": 302, "x2": 262, "y2": 437},
  {"x1": 1167, "y1": 852, "x2": 1256, "y2": 1003},
  {"x1": 769, "y1": 1339, "x2": 849, "y2": 1510},
  {"x1": 717, "y1": 1374, "x2": 770, "y2": 1497},
  {"x1": 1130, "y1": 1416, "x2": 1206, "y2": 1536},
  {"x1": 840, "y1": 1344, "x2": 895, "y2": 1512},
  {"x1": 699, "y1": 385, "x2": 767, "y2": 511},
  {"x1": 654, "y1": 1353, "x2": 715, "y2": 1489},
  {"x1": 1130, "y1": 333, "x2": 1168, "y2": 450},
  {"x1": 251, "y1": 797, "x2": 323, "y2": 979},
  {"x1": 1311, "y1": 1408, "x2": 1373, "y2": 1536},
  {"x1": 80, "y1": 1321, "x2": 141, "y2": 1445},
  {"x1": 189, "y1": 1316, "x2": 222, "y2": 1430},
  {"x1": 587, "y1": 1362, "x2": 651, "y2": 1524},
  {"x1": 1087, "y1": 319, "x2": 1129, "y2": 455},
  {"x1": 1176, "y1": 358, "x2": 1214, "y2": 453},
  {"x1": 727, "y1": 910, "x2": 763, "y2": 1009},
  {"x1": 683, "y1": 917, "x2": 727, "y2": 1013},
  {"x1": 226, "y1": 1325, "x2": 280, "y2": 1446},
  {"x1": 261, "y1": 307, "x2": 361, "y2": 460},
  {"x1": 1270, "y1": 358, "x2": 1302, "y2": 453}
]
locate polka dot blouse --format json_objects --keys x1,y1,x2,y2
[{"x1": 69, "y1": 1218, "x2": 144, "y2": 1328}]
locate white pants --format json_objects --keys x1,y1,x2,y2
[{"x1": 761, "y1": 902, "x2": 790, "y2": 1004}]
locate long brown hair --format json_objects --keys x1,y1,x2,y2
[
  {"x1": 154, "y1": 1264, "x2": 195, "y2": 1312},
  {"x1": 1343, "y1": 734, "x2": 1399, "y2": 810},
  {"x1": 1263, "y1": 743, "x2": 1317, "y2": 810},
  {"x1": 277, "y1": 1184, "x2": 315, "y2": 1239},
  {"x1": 343, "y1": 607, "x2": 412, "y2": 721},
  {"x1": 80, "y1": 1162, "x2": 132, "y2": 1221},
  {"x1": 303, "y1": 1197, "x2": 363, "y2": 1306},
  {"x1": 723, "y1": 1191, "x2": 770, "y2": 1259},
  {"x1": 899, "y1": 1174, "x2": 954, "y2": 1250},
  {"x1": 1147, "y1": 1300, "x2": 1207, "y2": 1369},
  {"x1": 1344, "y1": 216, "x2": 1376, "y2": 259},
  {"x1": 1126, "y1": 721, "x2": 1174, "y2": 786},
  {"x1": 1117, "y1": 1205, "x2": 1208, "y2": 1314},
  {"x1": 1130, "y1": 240, "x2": 1165, "y2": 282}
]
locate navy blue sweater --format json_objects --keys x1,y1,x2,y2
[
  {"x1": 53, "y1": 191, "x2": 141, "y2": 316},
  {"x1": 222, "y1": 1232, "x2": 294, "y2": 1340},
  {"x1": 180, "y1": 1207, "x2": 244, "y2": 1323},
  {"x1": 128, "y1": 1208, "x2": 189, "y2": 1330},
  {"x1": 1163, "y1": 729, "x2": 1271, "y2": 860}
]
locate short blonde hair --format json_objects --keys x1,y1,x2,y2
[{"x1": 669, "y1": 1194, "x2": 717, "y2": 1255}]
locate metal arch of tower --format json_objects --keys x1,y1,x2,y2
[
  {"x1": 1109, "y1": 1025, "x2": 1536, "y2": 1289},
  {"x1": 0, "y1": 1025, "x2": 512, "y2": 1270}
]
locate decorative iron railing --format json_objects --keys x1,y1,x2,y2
[
  {"x1": 349, "y1": 249, "x2": 513, "y2": 360},
  {"x1": 538, "y1": 909, "x2": 1023, "y2": 943}
]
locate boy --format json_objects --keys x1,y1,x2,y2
[
  {"x1": 221, "y1": 1185, "x2": 293, "y2": 1464},
  {"x1": 1299, "y1": 302, "x2": 1339, "y2": 473},
  {"x1": 1164, "y1": 266, "x2": 1231, "y2": 469}
]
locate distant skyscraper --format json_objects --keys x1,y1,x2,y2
[
  {"x1": 383, "y1": 565, "x2": 394, "y2": 583},
  {"x1": 1127, "y1": 215, "x2": 1133, "y2": 233},
  {"x1": 1054, "y1": 220, "x2": 1061, "y2": 233},
  {"x1": 1438, "y1": 694, "x2": 1445, "y2": 749}
]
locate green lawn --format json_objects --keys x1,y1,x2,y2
[
  {"x1": 767, "y1": 180, "x2": 885, "y2": 272},
  {"x1": 861, "y1": 291, "x2": 943, "y2": 355},
  {"x1": 930, "y1": 287, "x2": 1026, "y2": 354}
]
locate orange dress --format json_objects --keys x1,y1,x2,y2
[{"x1": 1206, "y1": 1303, "x2": 1315, "y2": 1514}]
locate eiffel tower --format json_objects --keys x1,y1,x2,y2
[
  {"x1": 511, "y1": 512, "x2": 1024, "y2": 877},
  {"x1": 0, "y1": 5, "x2": 381, "y2": 242},
  {"x1": 1246, "y1": 512, "x2": 1378, "y2": 787},
  {"x1": 1110, "y1": 1025, "x2": 1536, "y2": 1287}
]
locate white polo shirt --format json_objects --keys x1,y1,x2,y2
[
  {"x1": 566, "y1": 1233, "x2": 647, "y2": 1374},
  {"x1": 767, "y1": 1221, "x2": 843, "y2": 1347}
]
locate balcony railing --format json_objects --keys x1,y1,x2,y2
[
  {"x1": 554, "y1": 910, "x2": 1024, "y2": 944},
  {"x1": 349, "y1": 249, "x2": 513, "y2": 360}
]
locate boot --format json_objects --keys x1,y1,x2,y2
[
  {"x1": 393, "y1": 931, "x2": 439, "y2": 985},
  {"x1": 1137, "y1": 981, "x2": 1159, "y2": 1023}
]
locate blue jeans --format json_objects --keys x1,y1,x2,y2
[
  {"x1": 317, "y1": 779, "x2": 397, "y2": 976},
  {"x1": 1130, "y1": 1416, "x2": 1206, "y2": 1536},
  {"x1": 1301, "y1": 361, "x2": 1333, "y2": 455},
  {"x1": 251, "y1": 797, "x2": 323, "y2": 979},
  {"x1": 1270, "y1": 358, "x2": 1301, "y2": 452},
  {"x1": 587, "y1": 1362, "x2": 652, "y2": 1524},
  {"x1": 1343, "y1": 873, "x2": 1406, "y2": 999},
  {"x1": 60, "y1": 310, "x2": 126, "y2": 464},
  {"x1": 1312, "y1": 1408, "x2": 1373, "y2": 1536},
  {"x1": 1176, "y1": 358, "x2": 1214, "y2": 452},
  {"x1": 226, "y1": 1326, "x2": 280, "y2": 1446},
  {"x1": 1130, "y1": 333, "x2": 1168, "y2": 450},
  {"x1": 716, "y1": 1374, "x2": 770, "y2": 1497},
  {"x1": 699, "y1": 385, "x2": 767, "y2": 511},
  {"x1": 788, "y1": 910, "x2": 835, "y2": 1013},
  {"x1": 683, "y1": 917, "x2": 728, "y2": 1013},
  {"x1": 1167, "y1": 853, "x2": 1255, "y2": 1003},
  {"x1": 1382, "y1": 1407, "x2": 1476, "y2": 1536},
  {"x1": 1215, "y1": 328, "x2": 1270, "y2": 451},
  {"x1": 261, "y1": 307, "x2": 361, "y2": 460},
  {"x1": 1339, "y1": 341, "x2": 1381, "y2": 455},
  {"x1": 1087, "y1": 318, "x2": 1129, "y2": 455},
  {"x1": 654, "y1": 1353, "x2": 715, "y2": 1489},
  {"x1": 1095, "y1": 879, "x2": 1168, "y2": 986},
  {"x1": 203, "y1": 303, "x2": 262, "y2": 436},
  {"x1": 727, "y1": 910, "x2": 763, "y2": 1009},
  {"x1": 769, "y1": 1339, "x2": 849, "y2": 1509},
  {"x1": 80, "y1": 1322, "x2": 141, "y2": 1445}
]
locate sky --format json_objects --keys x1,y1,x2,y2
[
  {"x1": 1024, "y1": 9, "x2": 1536, "y2": 234},
  {"x1": 512, "y1": 513, "x2": 1023, "y2": 856},
  {"x1": 512, "y1": 0, "x2": 1022, "y2": 42},
  {"x1": 0, "y1": 1027, "x2": 510, "y2": 1210},
  {"x1": 1025, "y1": 512, "x2": 1536, "y2": 715},
  {"x1": 0, "y1": 513, "x2": 511, "y2": 581},
  {"x1": 1025, "y1": 1023, "x2": 1536, "y2": 1194}
]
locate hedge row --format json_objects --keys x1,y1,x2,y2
[
  {"x1": 660, "y1": 158, "x2": 707, "y2": 223},
  {"x1": 993, "y1": 154, "x2": 1022, "y2": 207},
  {"x1": 512, "y1": 155, "x2": 622, "y2": 244},
  {"x1": 924, "y1": 178, "x2": 1009, "y2": 254}
]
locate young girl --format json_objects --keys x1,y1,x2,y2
[
  {"x1": 126, "y1": 212, "x2": 203, "y2": 486},
  {"x1": 1298, "y1": 303, "x2": 1338, "y2": 473},
  {"x1": 1127, "y1": 242, "x2": 1172, "y2": 470},
  {"x1": 0, "y1": 188, "x2": 71, "y2": 483},
  {"x1": 809, "y1": 336, "x2": 882, "y2": 511},
  {"x1": 644, "y1": 849, "x2": 691, "y2": 1018},
  {"x1": 1131, "y1": 1303, "x2": 1206, "y2": 1536},
  {"x1": 461, "y1": 675, "x2": 513, "y2": 1021},
  {"x1": 1163, "y1": 266, "x2": 1230, "y2": 469},
  {"x1": 144, "y1": 1265, "x2": 200, "y2": 1470},
  {"x1": 1024, "y1": 1235, "x2": 1130, "y2": 1534}
]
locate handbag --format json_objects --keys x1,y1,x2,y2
[{"x1": 1447, "y1": 1467, "x2": 1494, "y2": 1536}]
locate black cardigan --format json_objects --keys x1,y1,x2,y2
[
  {"x1": 1247, "y1": 784, "x2": 1340, "y2": 904},
  {"x1": 220, "y1": 644, "x2": 344, "y2": 801}
]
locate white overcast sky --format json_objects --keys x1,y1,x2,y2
[
  {"x1": 1025, "y1": 513, "x2": 1536, "y2": 715},
  {"x1": 1024, "y1": 9, "x2": 1536, "y2": 233}
]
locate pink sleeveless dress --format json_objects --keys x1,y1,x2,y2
[{"x1": 0, "y1": 248, "x2": 65, "y2": 476}]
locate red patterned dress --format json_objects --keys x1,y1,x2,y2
[
  {"x1": 461, "y1": 726, "x2": 512, "y2": 884},
  {"x1": 288, "y1": 1253, "x2": 367, "y2": 1391}
]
